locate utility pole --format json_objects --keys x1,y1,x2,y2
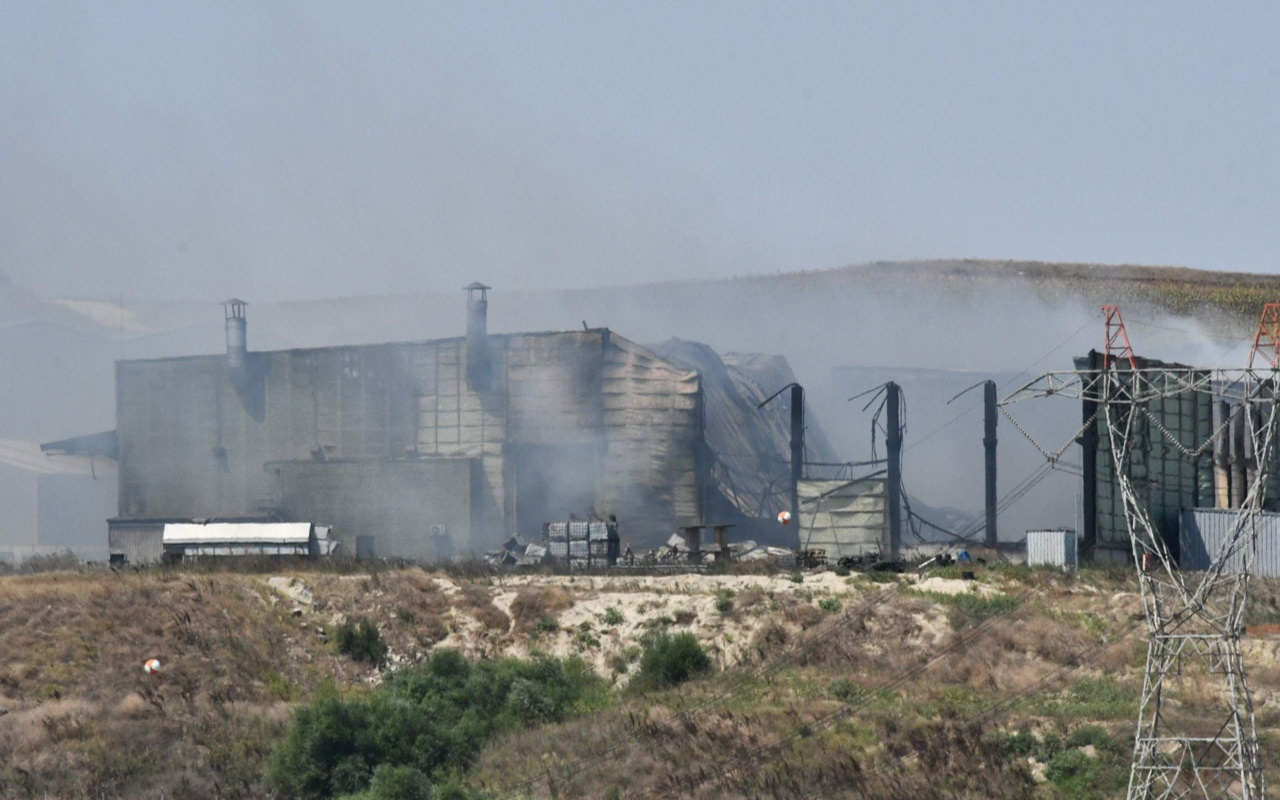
[
  {"x1": 984, "y1": 380, "x2": 998, "y2": 549},
  {"x1": 885, "y1": 382, "x2": 902, "y2": 561},
  {"x1": 758, "y1": 383, "x2": 805, "y2": 548},
  {"x1": 790, "y1": 383, "x2": 804, "y2": 534}
]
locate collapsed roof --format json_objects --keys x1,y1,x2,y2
[{"x1": 649, "y1": 339, "x2": 840, "y2": 523}]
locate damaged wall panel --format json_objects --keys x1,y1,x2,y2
[{"x1": 798, "y1": 476, "x2": 888, "y2": 558}]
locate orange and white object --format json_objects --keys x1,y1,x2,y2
[
  {"x1": 143, "y1": 658, "x2": 162, "y2": 676},
  {"x1": 777, "y1": 510, "x2": 792, "y2": 525}
]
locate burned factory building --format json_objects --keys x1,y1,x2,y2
[{"x1": 109, "y1": 286, "x2": 819, "y2": 563}]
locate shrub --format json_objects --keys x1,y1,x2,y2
[
  {"x1": 1034, "y1": 676, "x2": 1137, "y2": 721},
  {"x1": 631, "y1": 631, "x2": 712, "y2": 693},
  {"x1": 985, "y1": 728, "x2": 1037, "y2": 758},
  {"x1": 335, "y1": 617, "x2": 388, "y2": 667},
  {"x1": 818, "y1": 597, "x2": 842, "y2": 613},
  {"x1": 267, "y1": 649, "x2": 607, "y2": 799},
  {"x1": 369, "y1": 763, "x2": 433, "y2": 800},
  {"x1": 1045, "y1": 746, "x2": 1128, "y2": 799},
  {"x1": 602, "y1": 606, "x2": 624, "y2": 627},
  {"x1": 911, "y1": 590, "x2": 1020, "y2": 630},
  {"x1": 829, "y1": 678, "x2": 861, "y2": 702},
  {"x1": 1066, "y1": 724, "x2": 1119, "y2": 752},
  {"x1": 509, "y1": 586, "x2": 573, "y2": 632}
]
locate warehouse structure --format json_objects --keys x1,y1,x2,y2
[
  {"x1": 109, "y1": 287, "x2": 823, "y2": 563},
  {"x1": 1075, "y1": 346, "x2": 1280, "y2": 568},
  {"x1": 1075, "y1": 351, "x2": 1214, "y2": 563},
  {"x1": 0, "y1": 437, "x2": 116, "y2": 563}
]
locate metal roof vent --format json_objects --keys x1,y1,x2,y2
[
  {"x1": 464, "y1": 282, "x2": 491, "y2": 391},
  {"x1": 223, "y1": 298, "x2": 248, "y2": 372}
]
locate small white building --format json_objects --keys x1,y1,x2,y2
[{"x1": 161, "y1": 522, "x2": 338, "y2": 561}]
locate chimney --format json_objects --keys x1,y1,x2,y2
[
  {"x1": 465, "y1": 282, "x2": 489, "y2": 340},
  {"x1": 223, "y1": 298, "x2": 248, "y2": 372},
  {"x1": 464, "y1": 282, "x2": 491, "y2": 390}
]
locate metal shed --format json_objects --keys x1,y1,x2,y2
[{"x1": 1026, "y1": 529, "x2": 1078, "y2": 572}]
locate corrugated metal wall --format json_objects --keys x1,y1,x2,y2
[
  {"x1": 1026, "y1": 529, "x2": 1078, "y2": 571},
  {"x1": 798, "y1": 476, "x2": 886, "y2": 558},
  {"x1": 599, "y1": 337, "x2": 703, "y2": 547},
  {"x1": 107, "y1": 521, "x2": 165, "y2": 564},
  {"x1": 1179, "y1": 508, "x2": 1280, "y2": 578},
  {"x1": 1079, "y1": 358, "x2": 1213, "y2": 558}
]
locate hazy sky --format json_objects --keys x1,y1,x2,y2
[{"x1": 3, "y1": 1, "x2": 1279, "y2": 302}]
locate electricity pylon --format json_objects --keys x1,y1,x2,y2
[{"x1": 999, "y1": 306, "x2": 1274, "y2": 799}]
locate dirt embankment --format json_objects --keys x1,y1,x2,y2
[{"x1": 1, "y1": 564, "x2": 1278, "y2": 798}]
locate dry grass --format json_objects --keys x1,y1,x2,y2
[
  {"x1": 457, "y1": 582, "x2": 512, "y2": 631},
  {"x1": 509, "y1": 585, "x2": 575, "y2": 633},
  {"x1": 0, "y1": 572, "x2": 316, "y2": 798},
  {"x1": 0, "y1": 564, "x2": 1273, "y2": 798}
]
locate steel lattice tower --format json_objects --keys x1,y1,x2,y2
[
  {"x1": 1109, "y1": 308, "x2": 1268, "y2": 799},
  {"x1": 1000, "y1": 306, "x2": 1275, "y2": 799}
]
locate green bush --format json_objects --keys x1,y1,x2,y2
[
  {"x1": 1045, "y1": 746, "x2": 1128, "y2": 799},
  {"x1": 335, "y1": 617, "x2": 388, "y2": 668},
  {"x1": 909, "y1": 589, "x2": 1020, "y2": 630},
  {"x1": 267, "y1": 649, "x2": 606, "y2": 799},
  {"x1": 985, "y1": 728, "x2": 1037, "y2": 758},
  {"x1": 715, "y1": 594, "x2": 734, "y2": 614},
  {"x1": 369, "y1": 763, "x2": 433, "y2": 800},
  {"x1": 1031, "y1": 676, "x2": 1137, "y2": 721},
  {"x1": 631, "y1": 631, "x2": 712, "y2": 693},
  {"x1": 829, "y1": 678, "x2": 861, "y2": 703},
  {"x1": 1066, "y1": 724, "x2": 1119, "y2": 752},
  {"x1": 602, "y1": 607, "x2": 624, "y2": 626},
  {"x1": 817, "y1": 597, "x2": 842, "y2": 613}
]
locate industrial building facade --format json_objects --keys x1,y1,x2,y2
[
  {"x1": 1075, "y1": 349, "x2": 1280, "y2": 567},
  {"x1": 110, "y1": 290, "x2": 722, "y2": 562}
]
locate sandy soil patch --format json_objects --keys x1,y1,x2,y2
[{"x1": 914, "y1": 576, "x2": 1001, "y2": 596}]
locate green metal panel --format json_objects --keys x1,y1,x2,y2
[{"x1": 1081, "y1": 359, "x2": 1213, "y2": 556}]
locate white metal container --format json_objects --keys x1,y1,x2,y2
[{"x1": 1026, "y1": 529, "x2": 1078, "y2": 572}]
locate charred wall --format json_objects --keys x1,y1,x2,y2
[
  {"x1": 599, "y1": 337, "x2": 703, "y2": 546},
  {"x1": 273, "y1": 459, "x2": 472, "y2": 559},
  {"x1": 115, "y1": 328, "x2": 703, "y2": 556}
]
